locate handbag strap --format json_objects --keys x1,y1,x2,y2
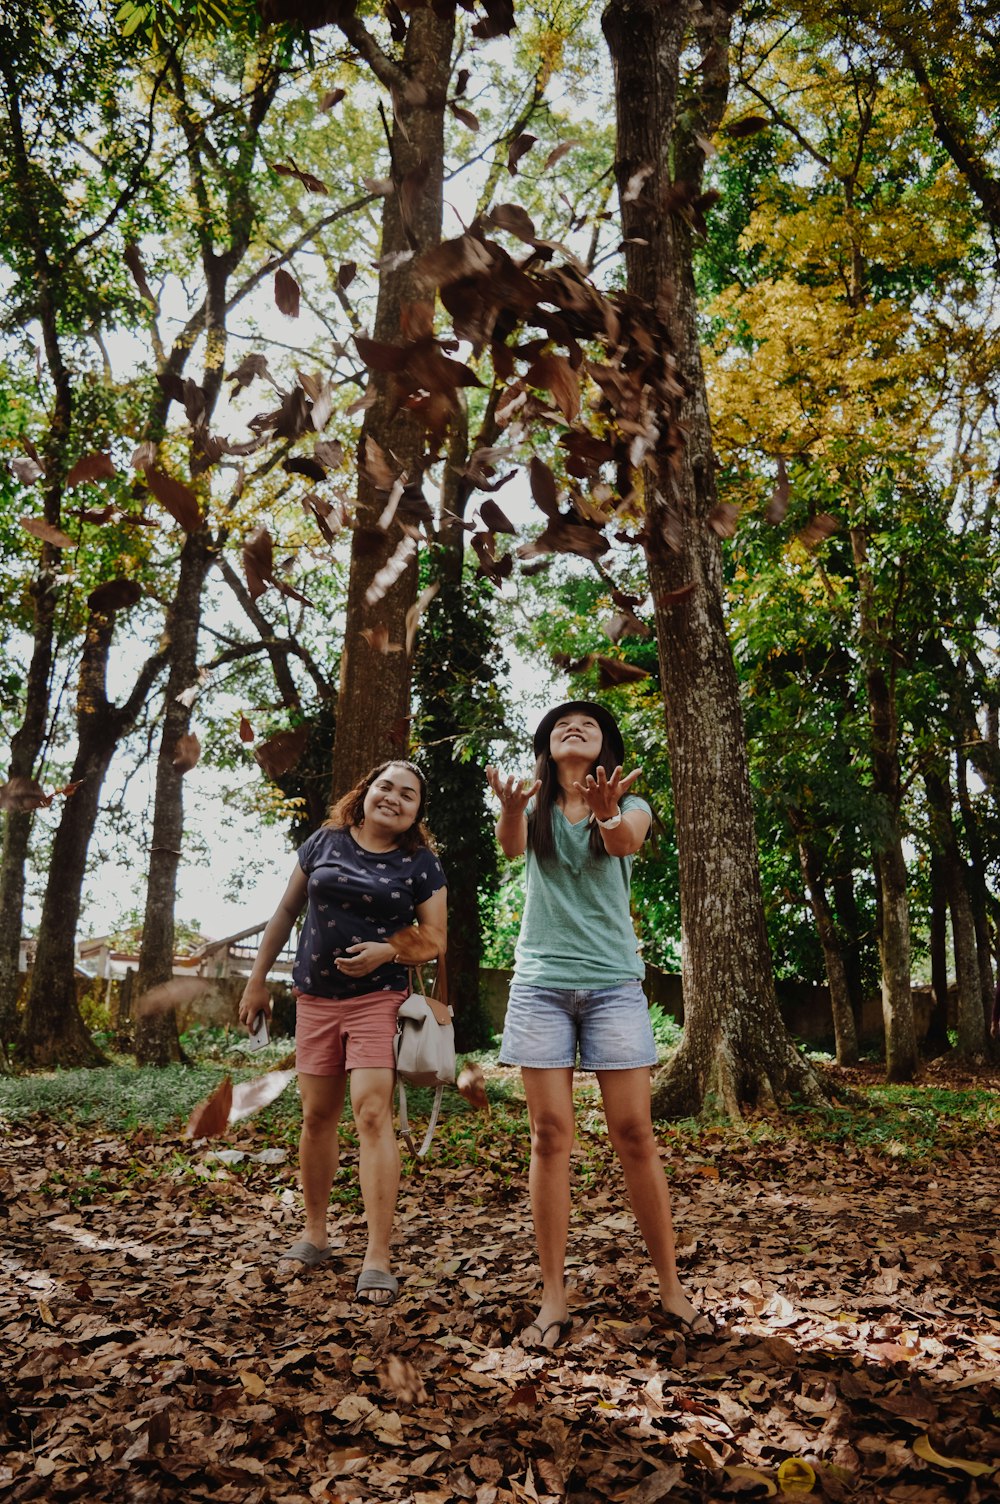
[
  {"x1": 397, "y1": 1079, "x2": 444, "y2": 1159},
  {"x1": 406, "y1": 955, "x2": 448, "y2": 1009}
]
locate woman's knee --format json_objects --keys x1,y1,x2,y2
[
  {"x1": 609, "y1": 1116, "x2": 658, "y2": 1163},
  {"x1": 352, "y1": 1093, "x2": 393, "y2": 1139},
  {"x1": 530, "y1": 1112, "x2": 574, "y2": 1159}
]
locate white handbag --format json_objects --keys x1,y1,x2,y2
[{"x1": 394, "y1": 965, "x2": 455, "y2": 1158}]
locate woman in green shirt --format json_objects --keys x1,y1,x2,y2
[{"x1": 487, "y1": 701, "x2": 706, "y2": 1350}]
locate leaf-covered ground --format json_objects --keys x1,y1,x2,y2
[{"x1": 2, "y1": 1058, "x2": 999, "y2": 1503}]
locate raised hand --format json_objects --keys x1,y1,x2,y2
[
  {"x1": 486, "y1": 764, "x2": 541, "y2": 817},
  {"x1": 572, "y1": 764, "x2": 642, "y2": 822}
]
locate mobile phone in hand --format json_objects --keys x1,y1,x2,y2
[{"x1": 248, "y1": 1010, "x2": 270, "y2": 1051}]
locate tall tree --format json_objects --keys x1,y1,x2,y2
[{"x1": 601, "y1": 0, "x2": 825, "y2": 1116}]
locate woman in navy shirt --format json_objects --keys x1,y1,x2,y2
[{"x1": 239, "y1": 760, "x2": 447, "y2": 1303}]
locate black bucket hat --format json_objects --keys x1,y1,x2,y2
[{"x1": 533, "y1": 701, "x2": 625, "y2": 766}]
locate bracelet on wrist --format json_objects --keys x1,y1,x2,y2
[{"x1": 597, "y1": 810, "x2": 622, "y2": 830}]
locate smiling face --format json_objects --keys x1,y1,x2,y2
[
  {"x1": 361, "y1": 763, "x2": 424, "y2": 837},
  {"x1": 548, "y1": 711, "x2": 603, "y2": 766}
]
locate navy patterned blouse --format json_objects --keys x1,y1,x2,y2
[{"x1": 292, "y1": 826, "x2": 446, "y2": 1000}]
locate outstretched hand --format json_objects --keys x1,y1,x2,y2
[
  {"x1": 573, "y1": 764, "x2": 642, "y2": 822},
  {"x1": 486, "y1": 764, "x2": 541, "y2": 817}
]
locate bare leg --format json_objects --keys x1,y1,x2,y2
[
  {"x1": 281, "y1": 1072, "x2": 346, "y2": 1265},
  {"x1": 598, "y1": 1068, "x2": 703, "y2": 1325},
  {"x1": 521, "y1": 1067, "x2": 575, "y2": 1346},
  {"x1": 349, "y1": 1068, "x2": 399, "y2": 1304}
]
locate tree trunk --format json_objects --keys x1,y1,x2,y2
[
  {"x1": 925, "y1": 766, "x2": 986, "y2": 1058},
  {"x1": 17, "y1": 617, "x2": 123, "y2": 1067},
  {"x1": 926, "y1": 851, "x2": 951, "y2": 1057},
  {"x1": 793, "y1": 823, "x2": 858, "y2": 1065},
  {"x1": 329, "y1": 4, "x2": 455, "y2": 797},
  {"x1": 602, "y1": 0, "x2": 826, "y2": 1118},
  {"x1": 0, "y1": 58, "x2": 72, "y2": 1048},
  {"x1": 954, "y1": 748, "x2": 997, "y2": 1042},
  {"x1": 830, "y1": 868, "x2": 866, "y2": 1031},
  {"x1": 0, "y1": 571, "x2": 58, "y2": 1048},
  {"x1": 849, "y1": 524, "x2": 917, "y2": 1081},
  {"x1": 414, "y1": 403, "x2": 501, "y2": 1048},
  {"x1": 134, "y1": 530, "x2": 216, "y2": 1065}
]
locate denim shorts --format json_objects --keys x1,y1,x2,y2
[{"x1": 499, "y1": 980, "x2": 657, "y2": 1071}]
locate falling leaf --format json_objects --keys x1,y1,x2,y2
[
  {"x1": 726, "y1": 114, "x2": 770, "y2": 137},
  {"x1": 136, "y1": 976, "x2": 210, "y2": 1019},
  {"x1": 488, "y1": 203, "x2": 537, "y2": 243},
  {"x1": 657, "y1": 582, "x2": 696, "y2": 608},
  {"x1": 405, "y1": 583, "x2": 439, "y2": 656},
  {"x1": 478, "y1": 499, "x2": 517, "y2": 534},
  {"x1": 623, "y1": 163, "x2": 655, "y2": 202},
  {"x1": 361, "y1": 625, "x2": 403, "y2": 654},
  {"x1": 144, "y1": 468, "x2": 202, "y2": 532},
  {"x1": 185, "y1": 1078, "x2": 234, "y2": 1139},
  {"x1": 544, "y1": 140, "x2": 579, "y2": 169},
  {"x1": 228, "y1": 353, "x2": 272, "y2": 390},
  {"x1": 507, "y1": 133, "x2": 537, "y2": 175},
  {"x1": 766, "y1": 456, "x2": 790, "y2": 523},
  {"x1": 11, "y1": 456, "x2": 43, "y2": 485},
  {"x1": 239, "y1": 715, "x2": 255, "y2": 743},
  {"x1": 67, "y1": 453, "x2": 115, "y2": 487},
  {"x1": 529, "y1": 456, "x2": 560, "y2": 518},
  {"x1": 20, "y1": 517, "x2": 76, "y2": 549},
  {"x1": 130, "y1": 439, "x2": 157, "y2": 469},
  {"x1": 450, "y1": 102, "x2": 480, "y2": 131},
  {"x1": 320, "y1": 87, "x2": 346, "y2": 110},
  {"x1": 87, "y1": 579, "x2": 142, "y2": 614},
  {"x1": 363, "y1": 535, "x2": 417, "y2": 607},
  {"x1": 707, "y1": 501, "x2": 739, "y2": 538},
  {"x1": 229, "y1": 1069, "x2": 297, "y2": 1123},
  {"x1": 525, "y1": 353, "x2": 579, "y2": 421},
  {"x1": 0, "y1": 777, "x2": 50, "y2": 812},
  {"x1": 274, "y1": 267, "x2": 300, "y2": 318},
  {"x1": 362, "y1": 436, "x2": 399, "y2": 492},
  {"x1": 456, "y1": 1061, "x2": 488, "y2": 1111},
  {"x1": 271, "y1": 160, "x2": 329, "y2": 194},
  {"x1": 242, "y1": 525, "x2": 275, "y2": 601},
  {"x1": 911, "y1": 1436, "x2": 996, "y2": 1477},
  {"x1": 797, "y1": 513, "x2": 838, "y2": 549},
  {"x1": 595, "y1": 656, "x2": 650, "y2": 688},
  {"x1": 255, "y1": 726, "x2": 309, "y2": 779},
  {"x1": 172, "y1": 733, "x2": 201, "y2": 773}
]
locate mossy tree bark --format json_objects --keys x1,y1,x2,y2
[{"x1": 602, "y1": 0, "x2": 828, "y2": 1117}]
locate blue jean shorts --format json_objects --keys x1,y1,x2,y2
[{"x1": 499, "y1": 980, "x2": 657, "y2": 1071}]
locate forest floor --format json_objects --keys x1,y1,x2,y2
[{"x1": 1, "y1": 1049, "x2": 999, "y2": 1504}]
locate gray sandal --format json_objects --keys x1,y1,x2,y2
[
  {"x1": 279, "y1": 1240, "x2": 333, "y2": 1268},
  {"x1": 355, "y1": 1267, "x2": 399, "y2": 1303}
]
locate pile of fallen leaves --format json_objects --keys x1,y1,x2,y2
[{"x1": 2, "y1": 1063, "x2": 999, "y2": 1503}]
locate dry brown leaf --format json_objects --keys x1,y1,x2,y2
[
  {"x1": 67, "y1": 453, "x2": 115, "y2": 487},
  {"x1": 172, "y1": 732, "x2": 201, "y2": 773},
  {"x1": 229, "y1": 1070, "x2": 297, "y2": 1124},
  {"x1": 185, "y1": 1077, "x2": 233, "y2": 1139},
  {"x1": 456, "y1": 1062, "x2": 489, "y2": 1111},
  {"x1": 274, "y1": 267, "x2": 300, "y2": 318},
  {"x1": 255, "y1": 726, "x2": 309, "y2": 779},
  {"x1": 135, "y1": 976, "x2": 211, "y2": 1019},
  {"x1": 20, "y1": 517, "x2": 76, "y2": 549},
  {"x1": 144, "y1": 468, "x2": 202, "y2": 532}
]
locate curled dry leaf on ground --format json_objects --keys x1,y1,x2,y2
[{"x1": 3, "y1": 1061, "x2": 999, "y2": 1504}]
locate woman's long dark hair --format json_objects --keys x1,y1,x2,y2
[
  {"x1": 527, "y1": 735, "x2": 621, "y2": 862},
  {"x1": 324, "y1": 760, "x2": 433, "y2": 854}
]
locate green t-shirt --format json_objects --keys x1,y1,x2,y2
[{"x1": 513, "y1": 794, "x2": 652, "y2": 989}]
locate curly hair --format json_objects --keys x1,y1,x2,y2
[{"x1": 324, "y1": 760, "x2": 433, "y2": 854}]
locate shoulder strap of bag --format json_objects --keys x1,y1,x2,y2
[{"x1": 397, "y1": 1078, "x2": 444, "y2": 1159}]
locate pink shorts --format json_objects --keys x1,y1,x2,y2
[{"x1": 294, "y1": 989, "x2": 406, "y2": 1075}]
